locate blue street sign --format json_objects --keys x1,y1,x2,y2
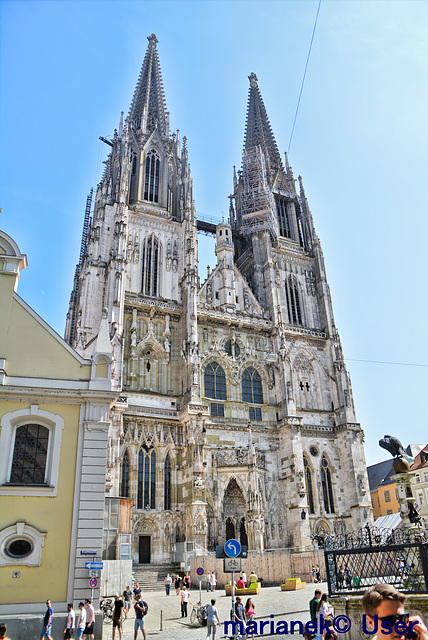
[
  {"x1": 85, "y1": 562, "x2": 104, "y2": 569},
  {"x1": 224, "y1": 539, "x2": 241, "y2": 558}
]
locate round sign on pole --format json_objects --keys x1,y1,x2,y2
[
  {"x1": 224, "y1": 539, "x2": 241, "y2": 558},
  {"x1": 89, "y1": 577, "x2": 98, "y2": 588},
  {"x1": 196, "y1": 566, "x2": 204, "y2": 576}
]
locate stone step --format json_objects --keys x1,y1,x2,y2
[{"x1": 133, "y1": 563, "x2": 182, "y2": 591}]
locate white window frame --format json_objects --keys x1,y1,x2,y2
[
  {"x1": 0, "y1": 521, "x2": 46, "y2": 566},
  {"x1": 0, "y1": 405, "x2": 64, "y2": 496}
]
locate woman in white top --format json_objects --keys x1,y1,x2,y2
[
  {"x1": 180, "y1": 586, "x2": 190, "y2": 618},
  {"x1": 211, "y1": 572, "x2": 217, "y2": 591},
  {"x1": 316, "y1": 593, "x2": 332, "y2": 625}
]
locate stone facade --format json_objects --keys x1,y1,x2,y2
[{"x1": 65, "y1": 34, "x2": 372, "y2": 565}]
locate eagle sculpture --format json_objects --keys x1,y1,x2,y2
[{"x1": 379, "y1": 435, "x2": 415, "y2": 472}]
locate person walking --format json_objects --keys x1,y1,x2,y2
[
  {"x1": 234, "y1": 596, "x2": 246, "y2": 640},
  {"x1": 183, "y1": 571, "x2": 191, "y2": 589},
  {"x1": 112, "y1": 594, "x2": 124, "y2": 640},
  {"x1": 41, "y1": 599, "x2": 54, "y2": 640},
  {"x1": 211, "y1": 571, "x2": 217, "y2": 591},
  {"x1": 241, "y1": 571, "x2": 247, "y2": 587},
  {"x1": 64, "y1": 603, "x2": 75, "y2": 639},
  {"x1": 83, "y1": 598, "x2": 95, "y2": 640},
  {"x1": 134, "y1": 594, "x2": 147, "y2": 640},
  {"x1": 76, "y1": 602, "x2": 86, "y2": 640},
  {"x1": 123, "y1": 586, "x2": 132, "y2": 618},
  {"x1": 180, "y1": 586, "x2": 190, "y2": 618},
  {"x1": 316, "y1": 593, "x2": 332, "y2": 626},
  {"x1": 206, "y1": 571, "x2": 212, "y2": 592},
  {"x1": 164, "y1": 573, "x2": 172, "y2": 596},
  {"x1": 133, "y1": 582, "x2": 142, "y2": 601},
  {"x1": 244, "y1": 598, "x2": 255, "y2": 640},
  {"x1": 205, "y1": 598, "x2": 221, "y2": 640},
  {"x1": 315, "y1": 565, "x2": 321, "y2": 583},
  {"x1": 174, "y1": 574, "x2": 181, "y2": 595}
]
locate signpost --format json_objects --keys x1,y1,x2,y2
[
  {"x1": 223, "y1": 539, "x2": 241, "y2": 622},
  {"x1": 85, "y1": 562, "x2": 103, "y2": 570},
  {"x1": 224, "y1": 539, "x2": 241, "y2": 558},
  {"x1": 196, "y1": 567, "x2": 204, "y2": 603}
]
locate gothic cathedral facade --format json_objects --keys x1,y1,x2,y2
[{"x1": 65, "y1": 34, "x2": 371, "y2": 564}]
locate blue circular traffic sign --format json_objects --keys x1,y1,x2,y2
[
  {"x1": 196, "y1": 566, "x2": 204, "y2": 576},
  {"x1": 224, "y1": 539, "x2": 241, "y2": 558}
]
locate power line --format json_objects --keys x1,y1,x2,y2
[
  {"x1": 288, "y1": 0, "x2": 322, "y2": 154},
  {"x1": 347, "y1": 359, "x2": 428, "y2": 368}
]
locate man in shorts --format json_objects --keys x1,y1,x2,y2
[
  {"x1": 362, "y1": 583, "x2": 428, "y2": 640},
  {"x1": 123, "y1": 585, "x2": 132, "y2": 618},
  {"x1": 83, "y1": 598, "x2": 95, "y2": 640},
  {"x1": 64, "y1": 603, "x2": 75, "y2": 639},
  {"x1": 76, "y1": 602, "x2": 86, "y2": 640},
  {"x1": 41, "y1": 599, "x2": 53, "y2": 640},
  {"x1": 134, "y1": 594, "x2": 147, "y2": 640},
  {"x1": 112, "y1": 594, "x2": 124, "y2": 640}
]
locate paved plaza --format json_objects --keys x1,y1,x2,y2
[{"x1": 102, "y1": 582, "x2": 329, "y2": 640}]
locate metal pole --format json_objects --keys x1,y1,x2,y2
[
  {"x1": 160, "y1": 609, "x2": 163, "y2": 631},
  {"x1": 231, "y1": 570, "x2": 235, "y2": 629},
  {"x1": 199, "y1": 579, "x2": 202, "y2": 605}
]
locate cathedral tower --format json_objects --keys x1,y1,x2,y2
[{"x1": 67, "y1": 37, "x2": 371, "y2": 564}]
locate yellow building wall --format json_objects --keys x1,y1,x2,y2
[
  {"x1": 371, "y1": 482, "x2": 399, "y2": 519},
  {"x1": 2, "y1": 296, "x2": 91, "y2": 381},
  {"x1": 0, "y1": 401, "x2": 80, "y2": 604}
]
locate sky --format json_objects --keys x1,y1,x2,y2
[{"x1": 1, "y1": 0, "x2": 427, "y2": 466}]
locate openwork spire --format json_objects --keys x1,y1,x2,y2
[
  {"x1": 129, "y1": 34, "x2": 168, "y2": 136},
  {"x1": 244, "y1": 73, "x2": 283, "y2": 172}
]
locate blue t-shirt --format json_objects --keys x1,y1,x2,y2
[{"x1": 44, "y1": 606, "x2": 53, "y2": 626}]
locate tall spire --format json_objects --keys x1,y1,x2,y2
[
  {"x1": 129, "y1": 34, "x2": 168, "y2": 136},
  {"x1": 244, "y1": 72, "x2": 283, "y2": 173}
]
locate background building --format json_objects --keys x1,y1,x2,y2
[
  {"x1": 0, "y1": 231, "x2": 117, "y2": 636},
  {"x1": 410, "y1": 445, "x2": 428, "y2": 528},
  {"x1": 65, "y1": 35, "x2": 372, "y2": 567}
]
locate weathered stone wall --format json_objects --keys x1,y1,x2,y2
[{"x1": 190, "y1": 549, "x2": 325, "y2": 587}]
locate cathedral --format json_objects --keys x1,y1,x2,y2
[{"x1": 65, "y1": 34, "x2": 371, "y2": 565}]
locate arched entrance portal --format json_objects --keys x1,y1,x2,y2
[{"x1": 223, "y1": 478, "x2": 247, "y2": 543}]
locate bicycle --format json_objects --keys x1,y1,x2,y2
[
  {"x1": 100, "y1": 598, "x2": 113, "y2": 623},
  {"x1": 190, "y1": 601, "x2": 208, "y2": 625}
]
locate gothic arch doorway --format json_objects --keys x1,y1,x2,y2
[{"x1": 223, "y1": 478, "x2": 246, "y2": 541}]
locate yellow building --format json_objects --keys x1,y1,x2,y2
[
  {"x1": 0, "y1": 231, "x2": 117, "y2": 637},
  {"x1": 368, "y1": 459, "x2": 399, "y2": 519}
]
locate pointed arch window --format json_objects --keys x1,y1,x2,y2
[
  {"x1": 144, "y1": 150, "x2": 160, "y2": 203},
  {"x1": 276, "y1": 197, "x2": 292, "y2": 239},
  {"x1": 204, "y1": 362, "x2": 226, "y2": 400},
  {"x1": 285, "y1": 276, "x2": 302, "y2": 325},
  {"x1": 141, "y1": 234, "x2": 160, "y2": 297},
  {"x1": 321, "y1": 455, "x2": 335, "y2": 514},
  {"x1": 164, "y1": 454, "x2": 171, "y2": 510},
  {"x1": 304, "y1": 457, "x2": 315, "y2": 514},
  {"x1": 121, "y1": 450, "x2": 130, "y2": 498},
  {"x1": 242, "y1": 367, "x2": 263, "y2": 404},
  {"x1": 137, "y1": 445, "x2": 156, "y2": 510}
]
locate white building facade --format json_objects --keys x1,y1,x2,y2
[{"x1": 65, "y1": 34, "x2": 371, "y2": 565}]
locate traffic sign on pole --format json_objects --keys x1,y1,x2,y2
[
  {"x1": 224, "y1": 557, "x2": 241, "y2": 573},
  {"x1": 89, "y1": 577, "x2": 98, "y2": 588},
  {"x1": 85, "y1": 562, "x2": 103, "y2": 570},
  {"x1": 224, "y1": 539, "x2": 241, "y2": 558}
]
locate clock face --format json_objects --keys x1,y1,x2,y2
[{"x1": 309, "y1": 446, "x2": 318, "y2": 457}]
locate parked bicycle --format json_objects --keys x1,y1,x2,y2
[
  {"x1": 100, "y1": 598, "x2": 113, "y2": 623},
  {"x1": 190, "y1": 601, "x2": 208, "y2": 625}
]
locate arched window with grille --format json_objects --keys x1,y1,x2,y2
[
  {"x1": 141, "y1": 234, "x2": 160, "y2": 297},
  {"x1": 164, "y1": 454, "x2": 171, "y2": 510},
  {"x1": 321, "y1": 455, "x2": 335, "y2": 514},
  {"x1": 242, "y1": 367, "x2": 263, "y2": 404},
  {"x1": 144, "y1": 149, "x2": 160, "y2": 203},
  {"x1": 137, "y1": 445, "x2": 156, "y2": 509},
  {"x1": 304, "y1": 457, "x2": 315, "y2": 514},
  {"x1": 121, "y1": 450, "x2": 130, "y2": 498},
  {"x1": 285, "y1": 276, "x2": 303, "y2": 325},
  {"x1": 10, "y1": 424, "x2": 49, "y2": 485},
  {"x1": 204, "y1": 362, "x2": 226, "y2": 400}
]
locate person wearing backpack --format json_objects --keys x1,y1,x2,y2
[{"x1": 134, "y1": 593, "x2": 148, "y2": 640}]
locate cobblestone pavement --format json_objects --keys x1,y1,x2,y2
[{"x1": 102, "y1": 582, "x2": 329, "y2": 640}]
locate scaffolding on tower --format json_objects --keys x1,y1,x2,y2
[{"x1": 240, "y1": 145, "x2": 278, "y2": 240}]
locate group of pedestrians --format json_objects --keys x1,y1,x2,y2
[
  {"x1": 40, "y1": 598, "x2": 95, "y2": 640},
  {"x1": 205, "y1": 571, "x2": 217, "y2": 591},
  {"x1": 336, "y1": 564, "x2": 360, "y2": 589},
  {"x1": 112, "y1": 583, "x2": 148, "y2": 640}
]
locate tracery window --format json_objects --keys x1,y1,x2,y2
[
  {"x1": 204, "y1": 362, "x2": 226, "y2": 400},
  {"x1": 224, "y1": 340, "x2": 240, "y2": 358},
  {"x1": 137, "y1": 446, "x2": 156, "y2": 510},
  {"x1": 130, "y1": 153, "x2": 138, "y2": 202},
  {"x1": 121, "y1": 450, "x2": 130, "y2": 498},
  {"x1": 9, "y1": 424, "x2": 49, "y2": 485},
  {"x1": 304, "y1": 457, "x2": 315, "y2": 514},
  {"x1": 242, "y1": 367, "x2": 263, "y2": 404},
  {"x1": 144, "y1": 150, "x2": 160, "y2": 203},
  {"x1": 285, "y1": 276, "x2": 302, "y2": 325},
  {"x1": 164, "y1": 454, "x2": 171, "y2": 510},
  {"x1": 141, "y1": 234, "x2": 160, "y2": 297},
  {"x1": 321, "y1": 455, "x2": 335, "y2": 514},
  {"x1": 276, "y1": 196, "x2": 292, "y2": 239}
]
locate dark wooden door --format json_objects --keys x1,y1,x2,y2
[{"x1": 139, "y1": 536, "x2": 151, "y2": 563}]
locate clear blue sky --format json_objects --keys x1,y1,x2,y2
[{"x1": 1, "y1": 0, "x2": 427, "y2": 466}]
